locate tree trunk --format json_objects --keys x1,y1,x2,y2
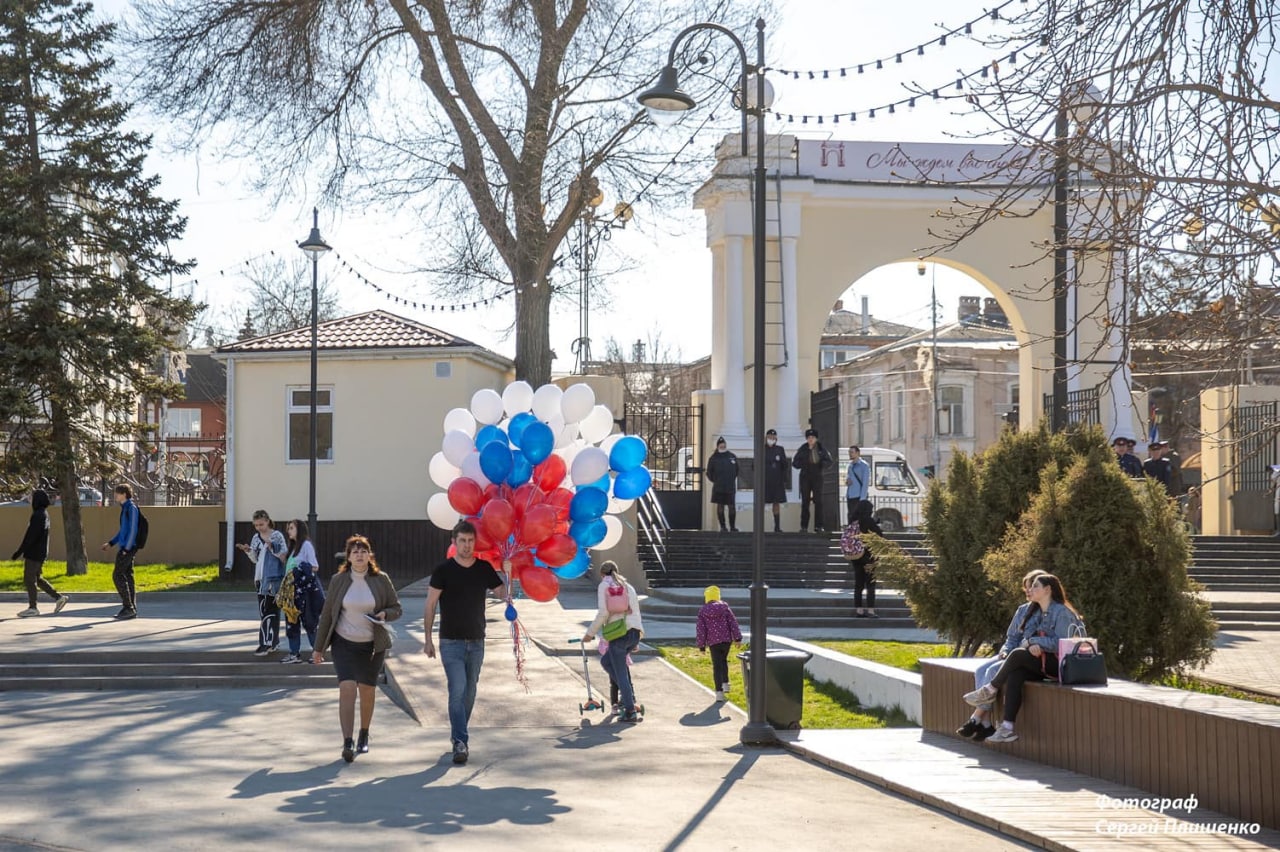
[
  {"x1": 51, "y1": 402, "x2": 88, "y2": 576},
  {"x1": 513, "y1": 279, "x2": 553, "y2": 385}
]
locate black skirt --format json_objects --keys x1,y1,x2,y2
[{"x1": 330, "y1": 632, "x2": 385, "y2": 686}]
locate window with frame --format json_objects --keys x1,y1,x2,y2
[
  {"x1": 893, "y1": 388, "x2": 905, "y2": 439},
  {"x1": 164, "y1": 407, "x2": 201, "y2": 437},
  {"x1": 872, "y1": 390, "x2": 883, "y2": 444},
  {"x1": 938, "y1": 385, "x2": 964, "y2": 436},
  {"x1": 287, "y1": 387, "x2": 334, "y2": 462}
]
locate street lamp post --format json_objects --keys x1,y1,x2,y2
[
  {"x1": 571, "y1": 176, "x2": 633, "y2": 375},
  {"x1": 918, "y1": 260, "x2": 942, "y2": 476},
  {"x1": 640, "y1": 17, "x2": 775, "y2": 747},
  {"x1": 1052, "y1": 104, "x2": 1070, "y2": 433},
  {"x1": 298, "y1": 208, "x2": 331, "y2": 533}
]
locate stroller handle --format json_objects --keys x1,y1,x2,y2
[{"x1": 567, "y1": 638, "x2": 582, "y2": 644}]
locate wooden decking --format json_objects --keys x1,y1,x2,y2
[
  {"x1": 780, "y1": 728, "x2": 1280, "y2": 851},
  {"x1": 921, "y1": 658, "x2": 1280, "y2": 831}
]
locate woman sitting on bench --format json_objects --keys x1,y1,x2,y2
[{"x1": 961, "y1": 573, "x2": 1083, "y2": 744}]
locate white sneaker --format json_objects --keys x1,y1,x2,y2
[
  {"x1": 986, "y1": 726, "x2": 1019, "y2": 743},
  {"x1": 714, "y1": 690, "x2": 726, "y2": 702},
  {"x1": 53, "y1": 595, "x2": 69, "y2": 614},
  {"x1": 279, "y1": 653, "x2": 302, "y2": 664},
  {"x1": 16, "y1": 607, "x2": 39, "y2": 618},
  {"x1": 963, "y1": 684, "x2": 997, "y2": 707}
]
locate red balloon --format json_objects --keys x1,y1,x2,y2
[
  {"x1": 476, "y1": 548, "x2": 500, "y2": 566},
  {"x1": 546, "y1": 487, "x2": 574, "y2": 521},
  {"x1": 555, "y1": 519, "x2": 569, "y2": 535},
  {"x1": 520, "y1": 504, "x2": 558, "y2": 548},
  {"x1": 484, "y1": 483, "x2": 502, "y2": 503},
  {"x1": 446, "y1": 543, "x2": 457, "y2": 559},
  {"x1": 474, "y1": 529, "x2": 495, "y2": 554},
  {"x1": 448, "y1": 478, "x2": 485, "y2": 516},
  {"x1": 520, "y1": 565, "x2": 560, "y2": 602},
  {"x1": 510, "y1": 550, "x2": 535, "y2": 573},
  {"x1": 480, "y1": 499, "x2": 516, "y2": 541},
  {"x1": 537, "y1": 533, "x2": 577, "y2": 568},
  {"x1": 511, "y1": 483, "x2": 544, "y2": 519},
  {"x1": 534, "y1": 455, "x2": 567, "y2": 492}
]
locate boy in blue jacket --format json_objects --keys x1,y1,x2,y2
[{"x1": 100, "y1": 484, "x2": 140, "y2": 620}]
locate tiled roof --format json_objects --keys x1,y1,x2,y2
[
  {"x1": 823, "y1": 310, "x2": 921, "y2": 338},
  {"x1": 216, "y1": 310, "x2": 484, "y2": 354}
]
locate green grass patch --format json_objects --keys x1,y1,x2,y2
[
  {"x1": 0, "y1": 560, "x2": 224, "y2": 593},
  {"x1": 1158, "y1": 673, "x2": 1280, "y2": 706},
  {"x1": 811, "y1": 640, "x2": 953, "y2": 673},
  {"x1": 654, "y1": 642, "x2": 914, "y2": 729}
]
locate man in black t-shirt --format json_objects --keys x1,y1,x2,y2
[{"x1": 424, "y1": 520, "x2": 506, "y2": 765}]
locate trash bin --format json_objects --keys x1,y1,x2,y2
[{"x1": 738, "y1": 648, "x2": 812, "y2": 729}]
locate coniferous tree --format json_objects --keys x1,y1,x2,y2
[{"x1": 0, "y1": 0, "x2": 196, "y2": 573}]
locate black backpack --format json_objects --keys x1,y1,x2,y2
[{"x1": 135, "y1": 509, "x2": 149, "y2": 550}]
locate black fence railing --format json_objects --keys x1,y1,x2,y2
[
  {"x1": 1041, "y1": 384, "x2": 1102, "y2": 428},
  {"x1": 1232, "y1": 401, "x2": 1279, "y2": 493}
]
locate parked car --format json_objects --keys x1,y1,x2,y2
[{"x1": 857, "y1": 447, "x2": 925, "y2": 532}]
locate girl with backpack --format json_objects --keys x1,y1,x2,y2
[
  {"x1": 278, "y1": 520, "x2": 326, "y2": 664},
  {"x1": 582, "y1": 561, "x2": 645, "y2": 723},
  {"x1": 840, "y1": 517, "x2": 878, "y2": 618}
]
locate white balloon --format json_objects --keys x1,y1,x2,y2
[
  {"x1": 594, "y1": 515, "x2": 624, "y2": 550},
  {"x1": 570, "y1": 446, "x2": 610, "y2": 485},
  {"x1": 579, "y1": 404, "x2": 614, "y2": 444},
  {"x1": 442, "y1": 407, "x2": 476, "y2": 437},
  {"x1": 502, "y1": 381, "x2": 535, "y2": 416},
  {"x1": 555, "y1": 420, "x2": 579, "y2": 449},
  {"x1": 560, "y1": 383, "x2": 596, "y2": 423},
  {"x1": 427, "y1": 492, "x2": 461, "y2": 530},
  {"x1": 607, "y1": 494, "x2": 635, "y2": 515},
  {"x1": 470, "y1": 388, "x2": 504, "y2": 425},
  {"x1": 429, "y1": 452, "x2": 461, "y2": 489},
  {"x1": 460, "y1": 451, "x2": 491, "y2": 487},
  {"x1": 531, "y1": 384, "x2": 563, "y2": 421},
  {"x1": 599, "y1": 433, "x2": 624, "y2": 457},
  {"x1": 442, "y1": 429, "x2": 474, "y2": 467}
]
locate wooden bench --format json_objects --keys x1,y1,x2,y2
[{"x1": 921, "y1": 657, "x2": 1280, "y2": 831}]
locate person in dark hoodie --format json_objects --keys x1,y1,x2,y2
[{"x1": 12, "y1": 490, "x2": 69, "y2": 618}]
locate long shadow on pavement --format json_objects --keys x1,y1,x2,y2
[
  {"x1": 677, "y1": 703, "x2": 736, "y2": 727},
  {"x1": 662, "y1": 749, "x2": 759, "y2": 851}
]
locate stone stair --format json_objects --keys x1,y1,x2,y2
[
  {"x1": 0, "y1": 650, "x2": 338, "y2": 691},
  {"x1": 643, "y1": 589, "x2": 916, "y2": 631}
]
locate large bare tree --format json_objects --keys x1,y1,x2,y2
[
  {"x1": 129, "y1": 0, "x2": 744, "y2": 384},
  {"x1": 926, "y1": 2, "x2": 1280, "y2": 433}
]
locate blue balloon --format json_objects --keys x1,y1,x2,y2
[
  {"x1": 588, "y1": 472, "x2": 612, "y2": 492},
  {"x1": 504, "y1": 602, "x2": 519, "y2": 622},
  {"x1": 474, "y1": 424, "x2": 507, "y2": 451},
  {"x1": 553, "y1": 550, "x2": 591, "y2": 579},
  {"x1": 609, "y1": 435, "x2": 648, "y2": 473},
  {"x1": 569, "y1": 487, "x2": 608, "y2": 522},
  {"x1": 479, "y1": 441, "x2": 513, "y2": 484},
  {"x1": 507, "y1": 452, "x2": 533, "y2": 487},
  {"x1": 521, "y1": 421, "x2": 554, "y2": 465},
  {"x1": 613, "y1": 465, "x2": 652, "y2": 500},
  {"x1": 569, "y1": 518, "x2": 607, "y2": 548},
  {"x1": 507, "y1": 412, "x2": 537, "y2": 448}
]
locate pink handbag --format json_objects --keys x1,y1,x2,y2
[{"x1": 605, "y1": 580, "x2": 630, "y2": 614}]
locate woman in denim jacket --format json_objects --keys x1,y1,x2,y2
[
  {"x1": 962, "y1": 573, "x2": 1083, "y2": 743},
  {"x1": 236, "y1": 509, "x2": 288, "y2": 656}
]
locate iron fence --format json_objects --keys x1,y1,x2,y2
[
  {"x1": 1232, "y1": 401, "x2": 1278, "y2": 492},
  {"x1": 1041, "y1": 384, "x2": 1102, "y2": 428}
]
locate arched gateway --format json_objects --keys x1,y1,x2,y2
[{"x1": 690, "y1": 134, "x2": 1139, "y2": 529}]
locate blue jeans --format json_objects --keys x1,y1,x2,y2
[
  {"x1": 601, "y1": 628, "x2": 640, "y2": 713},
  {"x1": 440, "y1": 638, "x2": 485, "y2": 745},
  {"x1": 974, "y1": 656, "x2": 1005, "y2": 712}
]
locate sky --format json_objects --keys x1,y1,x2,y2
[{"x1": 95, "y1": 0, "x2": 1017, "y2": 368}]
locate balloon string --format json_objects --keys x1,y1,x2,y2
[{"x1": 510, "y1": 619, "x2": 531, "y2": 692}]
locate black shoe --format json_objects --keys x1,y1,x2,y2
[
  {"x1": 253, "y1": 645, "x2": 270, "y2": 656},
  {"x1": 816, "y1": 527, "x2": 827, "y2": 534},
  {"x1": 113, "y1": 608, "x2": 137, "y2": 620},
  {"x1": 773, "y1": 523, "x2": 781, "y2": 533},
  {"x1": 357, "y1": 730, "x2": 370, "y2": 754},
  {"x1": 730, "y1": 527, "x2": 739, "y2": 533},
  {"x1": 956, "y1": 718, "x2": 982, "y2": 739},
  {"x1": 972, "y1": 724, "x2": 998, "y2": 742},
  {"x1": 452, "y1": 740, "x2": 469, "y2": 765},
  {"x1": 342, "y1": 738, "x2": 355, "y2": 763},
  {"x1": 719, "y1": 525, "x2": 728, "y2": 533},
  {"x1": 618, "y1": 710, "x2": 641, "y2": 724}
]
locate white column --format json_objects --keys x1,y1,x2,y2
[
  {"x1": 223, "y1": 355, "x2": 236, "y2": 571},
  {"x1": 721, "y1": 235, "x2": 749, "y2": 437},
  {"x1": 777, "y1": 236, "x2": 803, "y2": 434},
  {"x1": 1104, "y1": 254, "x2": 1136, "y2": 438},
  {"x1": 710, "y1": 246, "x2": 727, "y2": 390}
]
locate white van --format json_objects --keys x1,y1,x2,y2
[{"x1": 854, "y1": 447, "x2": 925, "y2": 532}]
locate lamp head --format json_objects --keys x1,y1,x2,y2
[
  {"x1": 639, "y1": 65, "x2": 695, "y2": 127},
  {"x1": 917, "y1": 259, "x2": 927, "y2": 277},
  {"x1": 299, "y1": 222, "x2": 331, "y2": 259}
]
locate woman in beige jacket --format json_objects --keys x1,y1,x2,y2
[{"x1": 312, "y1": 535, "x2": 402, "y2": 762}]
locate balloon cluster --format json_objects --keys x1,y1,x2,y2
[{"x1": 427, "y1": 381, "x2": 650, "y2": 604}]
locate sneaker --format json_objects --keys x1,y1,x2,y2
[
  {"x1": 452, "y1": 740, "x2": 469, "y2": 765},
  {"x1": 342, "y1": 738, "x2": 355, "y2": 763},
  {"x1": 963, "y1": 684, "x2": 997, "y2": 707},
  {"x1": 956, "y1": 718, "x2": 982, "y2": 739},
  {"x1": 986, "y1": 726, "x2": 1018, "y2": 744},
  {"x1": 854, "y1": 611, "x2": 867, "y2": 618},
  {"x1": 113, "y1": 608, "x2": 137, "y2": 620},
  {"x1": 356, "y1": 731, "x2": 370, "y2": 754},
  {"x1": 53, "y1": 595, "x2": 69, "y2": 614},
  {"x1": 253, "y1": 645, "x2": 270, "y2": 656},
  {"x1": 866, "y1": 612, "x2": 880, "y2": 619},
  {"x1": 618, "y1": 710, "x2": 641, "y2": 724},
  {"x1": 714, "y1": 690, "x2": 726, "y2": 702},
  {"x1": 610, "y1": 703, "x2": 621, "y2": 715},
  {"x1": 279, "y1": 653, "x2": 302, "y2": 664},
  {"x1": 816, "y1": 527, "x2": 827, "y2": 534},
  {"x1": 719, "y1": 526, "x2": 728, "y2": 533},
  {"x1": 17, "y1": 607, "x2": 39, "y2": 618},
  {"x1": 972, "y1": 724, "x2": 998, "y2": 742},
  {"x1": 730, "y1": 527, "x2": 739, "y2": 533}
]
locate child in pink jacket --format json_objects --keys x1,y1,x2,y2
[{"x1": 696, "y1": 586, "x2": 743, "y2": 701}]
